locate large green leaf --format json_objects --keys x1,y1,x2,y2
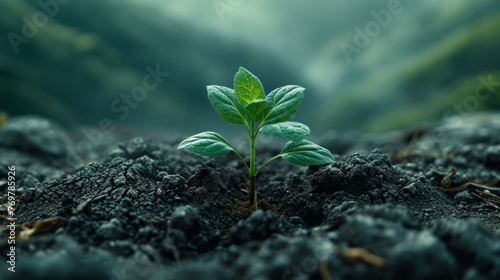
[
  {"x1": 207, "y1": 85, "x2": 247, "y2": 125},
  {"x1": 234, "y1": 67, "x2": 265, "y2": 106},
  {"x1": 245, "y1": 99, "x2": 267, "y2": 121},
  {"x1": 261, "y1": 86, "x2": 305, "y2": 126},
  {"x1": 279, "y1": 140, "x2": 335, "y2": 166},
  {"x1": 177, "y1": 131, "x2": 234, "y2": 157},
  {"x1": 260, "y1": 122, "x2": 310, "y2": 143}
]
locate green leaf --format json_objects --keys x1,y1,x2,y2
[
  {"x1": 261, "y1": 86, "x2": 304, "y2": 126},
  {"x1": 207, "y1": 85, "x2": 247, "y2": 125},
  {"x1": 279, "y1": 140, "x2": 335, "y2": 166},
  {"x1": 260, "y1": 122, "x2": 310, "y2": 143},
  {"x1": 234, "y1": 67, "x2": 265, "y2": 106},
  {"x1": 177, "y1": 132, "x2": 234, "y2": 157},
  {"x1": 245, "y1": 99, "x2": 267, "y2": 121}
]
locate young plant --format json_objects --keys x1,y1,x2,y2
[{"x1": 178, "y1": 67, "x2": 335, "y2": 206}]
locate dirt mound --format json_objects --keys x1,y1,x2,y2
[{"x1": 1, "y1": 114, "x2": 500, "y2": 279}]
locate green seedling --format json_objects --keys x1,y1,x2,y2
[{"x1": 178, "y1": 67, "x2": 335, "y2": 207}]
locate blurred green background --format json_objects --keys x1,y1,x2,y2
[{"x1": 1, "y1": 0, "x2": 499, "y2": 138}]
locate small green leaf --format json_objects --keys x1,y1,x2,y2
[
  {"x1": 279, "y1": 140, "x2": 335, "y2": 166},
  {"x1": 245, "y1": 99, "x2": 267, "y2": 121},
  {"x1": 261, "y1": 86, "x2": 304, "y2": 126},
  {"x1": 178, "y1": 131, "x2": 234, "y2": 157},
  {"x1": 260, "y1": 122, "x2": 310, "y2": 143},
  {"x1": 207, "y1": 85, "x2": 248, "y2": 125},
  {"x1": 234, "y1": 67, "x2": 265, "y2": 106}
]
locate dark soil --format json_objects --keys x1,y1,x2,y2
[{"x1": 1, "y1": 114, "x2": 500, "y2": 280}]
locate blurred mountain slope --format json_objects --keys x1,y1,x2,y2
[
  {"x1": 1, "y1": 0, "x2": 499, "y2": 135},
  {"x1": 0, "y1": 0, "x2": 300, "y2": 134},
  {"x1": 313, "y1": 3, "x2": 500, "y2": 131}
]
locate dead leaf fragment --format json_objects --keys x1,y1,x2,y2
[{"x1": 339, "y1": 247, "x2": 386, "y2": 267}]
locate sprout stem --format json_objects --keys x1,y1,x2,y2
[
  {"x1": 249, "y1": 119, "x2": 256, "y2": 207},
  {"x1": 255, "y1": 154, "x2": 281, "y2": 176}
]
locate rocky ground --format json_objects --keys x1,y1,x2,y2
[{"x1": 1, "y1": 114, "x2": 500, "y2": 280}]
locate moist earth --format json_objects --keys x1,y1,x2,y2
[{"x1": 1, "y1": 114, "x2": 500, "y2": 280}]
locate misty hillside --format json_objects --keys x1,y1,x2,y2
[{"x1": 1, "y1": 0, "x2": 499, "y2": 136}]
